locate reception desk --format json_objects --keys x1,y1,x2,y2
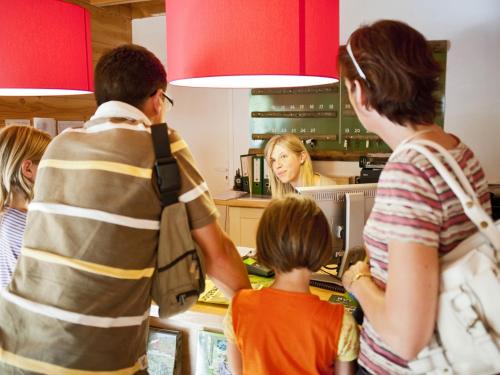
[{"x1": 149, "y1": 285, "x2": 334, "y2": 374}]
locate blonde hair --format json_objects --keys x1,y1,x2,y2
[
  {"x1": 264, "y1": 134, "x2": 314, "y2": 198},
  {"x1": 0, "y1": 126, "x2": 51, "y2": 211},
  {"x1": 256, "y1": 195, "x2": 333, "y2": 273}
]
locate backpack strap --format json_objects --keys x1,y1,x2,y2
[
  {"x1": 151, "y1": 123, "x2": 181, "y2": 207},
  {"x1": 395, "y1": 140, "x2": 500, "y2": 252}
]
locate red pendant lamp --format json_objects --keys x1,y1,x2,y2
[
  {"x1": 0, "y1": 0, "x2": 93, "y2": 96},
  {"x1": 166, "y1": 0, "x2": 339, "y2": 88}
]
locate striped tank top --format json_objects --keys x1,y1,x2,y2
[
  {"x1": 360, "y1": 141, "x2": 491, "y2": 374},
  {"x1": 0, "y1": 208, "x2": 27, "y2": 288}
]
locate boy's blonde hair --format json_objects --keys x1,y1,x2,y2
[
  {"x1": 264, "y1": 134, "x2": 314, "y2": 198},
  {"x1": 0, "y1": 126, "x2": 51, "y2": 211},
  {"x1": 256, "y1": 195, "x2": 333, "y2": 273}
]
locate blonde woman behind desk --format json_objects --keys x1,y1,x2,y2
[{"x1": 264, "y1": 134, "x2": 335, "y2": 198}]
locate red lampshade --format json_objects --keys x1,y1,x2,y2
[
  {"x1": 166, "y1": 0, "x2": 339, "y2": 88},
  {"x1": 0, "y1": 0, "x2": 93, "y2": 96}
]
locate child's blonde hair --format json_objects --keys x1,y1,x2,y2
[
  {"x1": 256, "y1": 195, "x2": 333, "y2": 273},
  {"x1": 0, "y1": 126, "x2": 51, "y2": 211},
  {"x1": 264, "y1": 134, "x2": 314, "y2": 198}
]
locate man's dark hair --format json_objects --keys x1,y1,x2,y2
[
  {"x1": 94, "y1": 44, "x2": 167, "y2": 108},
  {"x1": 337, "y1": 20, "x2": 442, "y2": 126}
]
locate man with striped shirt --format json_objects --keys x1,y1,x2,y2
[{"x1": 0, "y1": 44, "x2": 250, "y2": 374}]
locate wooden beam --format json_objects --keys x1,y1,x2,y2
[
  {"x1": 0, "y1": 95, "x2": 97, "y2": 123},
  {"x1": 131, "y1": 0, "x2": 165, "y2": 18},
  {"x1": 65, "y1": 0, "x2": 132, "y2": 20},
  {"x1": 90, "y1": 0, "x2": 148, "y2": 6},
  {"x1": 72, "y1": 0, "x2": 164, "y2": 19}
]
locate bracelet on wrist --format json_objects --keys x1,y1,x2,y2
[{"x1": 349, "y1": 272, "x2": 371, "y2": 290}]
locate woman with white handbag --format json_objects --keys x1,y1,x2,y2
[{"x1": 337, "y1": 20, "x2": 495, "y2": 375}]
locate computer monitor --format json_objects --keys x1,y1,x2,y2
[{"x1": 296, "y1": 183, "x2": 378, "y2": 277}]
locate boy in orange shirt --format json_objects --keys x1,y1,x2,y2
[{"x1": 224, "y1": 195, "x2": 359, "y2": 375}]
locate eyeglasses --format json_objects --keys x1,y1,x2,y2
[
  {"x1": 346, "y1": 41, "x2": 368, "y2": 82},
  {"x1": 161, "y1": 92, "x2": 174, "y2": 107},
  {"x1": 151, "y1": 89, "x2": 174, "y2": 109}
]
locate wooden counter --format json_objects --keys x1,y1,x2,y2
[
  {"x1": 214, "y1": 196, "x2": 271, "y2": 247},
  {"x1": 214, "y1": 196, "x2": 271, "y2": 208},
  {"x1": 150, "y1": 286, "x2": 334, "y2": 374}
]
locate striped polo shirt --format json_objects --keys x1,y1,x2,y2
[
  {"x1": 0, "y1": 208, "x2": 27, "y2": 289},
  {"x1": 0, "y1": 101, "x2": 218, "y2": 374},
  {"x1": 359, "y1": 141, "x2": 491, "y2": 374}
]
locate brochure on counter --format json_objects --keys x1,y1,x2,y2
[{"x1": 199, "y1": 275, "x2": 274, "y2": 305}]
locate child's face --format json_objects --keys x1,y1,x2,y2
[{"x1": 269, "y1": 144, "x2": 304, "y2": 187}]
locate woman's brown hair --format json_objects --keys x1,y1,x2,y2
[
  {"x1": 337, "y1": 20, "x2": 442, "y2": 127},
  {"x1": 256, "y1": 195, "x2": 333, "y2": 273}
]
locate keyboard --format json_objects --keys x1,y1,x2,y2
[{"x1": 309, "y1": 273, "x2": 345, "y2": 294}]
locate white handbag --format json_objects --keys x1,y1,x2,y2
[{"x1": 395, "y1": 140, "x2": 500, "y2": 375}]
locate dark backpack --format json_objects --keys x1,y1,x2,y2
[{"x1": 150, "y1": 123, "x2": 205, "y2": 319}]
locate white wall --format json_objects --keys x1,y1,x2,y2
[
  {"x1": 133, "y1": 17, "x2": 248, "y2": 194},
  {"x1": 133, "y1": 1, "x2": 500, "y2": 194},
  {"x1": 341, "y1": 0, "x2": 500, "y2": 183}
]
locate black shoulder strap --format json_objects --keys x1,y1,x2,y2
[{"x1": 151, "y1": 123, "x2": 181, "y2": 207}]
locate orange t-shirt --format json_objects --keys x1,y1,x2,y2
[{"x1": 231, "y1": 288, "x2": 345, "y2": 375}]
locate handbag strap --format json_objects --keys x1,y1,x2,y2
[
  {"x1": 395, "y1": 139, "x2": 500, "y2": 251},
  {"x1": 151, "y1": 123, "x2": 181, "y2": 207}
]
